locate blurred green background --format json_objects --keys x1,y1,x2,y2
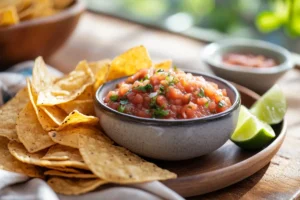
[{"x1": 84, "y1": 0, "x2": 300, "y2": 52}]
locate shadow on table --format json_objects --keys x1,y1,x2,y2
[{"x1": 188, "y1": 163, "x2": 270, "y2": 200}]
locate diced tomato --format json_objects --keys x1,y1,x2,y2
[
  {"x1": 105, "y1": 68, "x2": 232, "y2": 119},
  {"x1": 132, "y1": 94, "x2": 143, "y2": 104}
]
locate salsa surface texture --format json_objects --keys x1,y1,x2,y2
[
  {"x1": 104, "y1": 68, "x2": 232, "y2": 119},
  {"x1": 223, "y1": 53, "x2": 277, "y2": 68}
]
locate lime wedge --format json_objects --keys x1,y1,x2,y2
[
  {"x1": 231, "y1": 105, "x2": 276, "y2": 150},
  {"x1": 250, "y1": 85, "x2": 286, "y2": 125}
]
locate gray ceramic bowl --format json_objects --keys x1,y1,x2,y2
[
  {"x1": 202, "y1": 38, "x2": 294, "y2": 94},
  {"x1": 95, "y1": 72, "x2": 241, "y2": 161}
]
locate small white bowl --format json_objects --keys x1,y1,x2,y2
[
  {"x1": 94, "y1": 72, "x2": 241, "y2": 161},
  {"x1": 202, "y1": 38, "x2": 294, "y2": 94}
]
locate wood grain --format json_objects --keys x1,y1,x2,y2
[
  {"x1": 49, "y1": 12, "x2": 300, "y2": 200},
  {"x1": 0, "y1": 0, "x2": 85, "y2": 68}
]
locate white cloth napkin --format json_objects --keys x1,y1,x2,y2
[{"x1": 0, "y1": 61, "x2": 184, "y2": 200}]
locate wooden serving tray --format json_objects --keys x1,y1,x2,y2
[{"x1": 156, "y1": 84, "x2": 287, "y2": 198}]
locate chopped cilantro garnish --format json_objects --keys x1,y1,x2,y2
[
  {"x1": 205, "y1": 101, "x2": 209, "y2": 108},
  {"x1": 159, "y1": 86, "x2": 165, "y2": 94},
  {"x1": 117, "y1": 105, "x2": 126, "y2": 113},
  {"x1": 140, "y1": 75, "x2": 149, "y2": 81},
  {"x1": 120, "y1": 99, "x2": 128, "y2": 105},
  {"x1": 157, "y1": 69, "x2": 164, "y2": 73},
  {"x1": 198, "y1": 88, "x2": 205, "y2": 97},
  {"x1": 110, "y1": 95, "x2": 118, "y2": 102},
  {"x1": 153, "y1": 107, "x2": 169, "y2": 118},
  {"x1": 135, "y1": 84, "x2": 153, "y2": 92},
  {"x1": 150, "y1": 96, "x2": 157, "y2": 108},
  {"x1": 218, "y1": 100, "x2": 226, "y2": 108}
]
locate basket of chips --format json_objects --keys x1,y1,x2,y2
[{"x1": 0, "y1": 0, "x2": 85, "y2": 68}]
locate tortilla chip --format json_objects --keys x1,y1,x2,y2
[
  {"x1": 28, "y1": 78, "x2": 96, "y2": 131},
  {"x1": 88, "y1": 59, "x2": 110, "y2": 76},
  {"x1": 46, "y1": 167, "x2": 83, "y2": 174},
  {"x1": 94, "y1": 63, "x2": 110, "y2": 92},
  {"x1": 88, "y1": 60, "x2": 110, "y2": 92},
  {"x1": 47, "y1": 177, "x2": 107, "y2": 195},
  {"x1": 39, "y1": 105, "x2": 67, "y2": 125},
  {"x1": 57, "y1": 100, "x2": 95, "y2": 116},
  {"x1": 42, "y1": 144, "x2": 83, "y2": 162},
  {"x1": 0, "y1": 6, "x2": 19, "y2": 26},
  {"x1": 49, "y1": 126, "x2": 112, "y2": 149},
  {"x1": 32, "y1": 57, "x2": 56, "y2": 93},
  {"x1": 154, "y1": 60, "x2": 172, "y2": 70},
  {"x1": 78, "y1": 134, "x2": 176, "y2": 183},
  {"x1": 16, "y1": 103, "x2": 55, "y2": 153},
  {"x1": 44, "y1": 170, "x2": 97, "y2": 178},
  {"x1": 8, "y1": 141, "x2": 89, "y2": 170},
  {"x1": 0, "y1": 88, "x2": 28, "y2": 141},
  {"x1": 27, "y1": 79, "x2": 58, "y2": 131},
  {"x1": 57, "y1": 110, "x2": 99, "y2": 131},
  {"x1": 19, "y1": 0, "x2": 53, "y2": 20},
  {"x1": 37, "y1": 60, "x2": 95, "y2": 106},
  {"x1": 0, "y1": 137, "x2": 43, "y2": 178},
  {"x1": 106, "y1": 46, "x2": 152, "y2": 81},
  {"x1": 74, "y1": 85, "x2": 93, "y2": 101}
]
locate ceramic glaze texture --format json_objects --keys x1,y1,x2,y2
[
  {"x1": 95, "y1": 72, "x2": 241, "y2": 161},
  {"x1": 96, "y1": 107, "x2": 239, "y2": 160}
]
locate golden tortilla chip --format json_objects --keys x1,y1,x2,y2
[
  {"x1": 78, "y1": 134, "x2": 177, "y2": 183},
  {"x1": 8, "y1": 141, "x2": 89, "y2": 170},
  {"x1": 57, "y1": 110, "x2": 99, "y2": 131},
  {"x1": 75, "y1": 85, "x2": 94, "y2": 101},
  {"x1": 93, "y1": 62, "x2": 110, "y2": 92},
  {"x1": 27, "y1": 79, "x2": 58, "y2": 131},
  {"x1": 37, "y1": 60, "x2": 95, "y2": 106},
  {"x1": 88, "y1": 59, "x2": 110, "y2": 76},
  {"x1": 39, "y1": 105, "x2": 67, "y2": 125},
  {"x1": 32, "y1": 57, "x2": 56, "y2": 93},
  {"x1": 18, "y1": 0, "x2": 53, "y2": 20},
  {"x1": 28, "y1": 78, "x2": 96, "y2": 131},
  {"x1": 47, "y1": 177, "x2": 107, "y2": 195},
  {"x1": 57, "y1": 100, "x2": 95, "y2": 116},
  {"x1": 46, "y1": 167, "x2": 83, "y2": 174},
  {"x1": 16, "y1": 103, "x2": 55, "y2": 153},
  {"x1": 0, "y1": 137, "x2": 43, "y2": 178},
  {"x1": 0, "y1": 6, "x2": 19, "y2": 26},
  {"x1": 44, "y1": 170, "x2": 97, "y2": 178},
  {"x1": 0, "y1": 88, "x2": 28, "y2": 141},
  {"x1": 154, "y1": 60, "x2": 172, "y2": 70},
  {"x1": 106, "y1": 46, "x2": 152, "y2": 81},
  {"x1": 42, "y1": 144, "x2": 83, "y2": 162},
  {"x1": 49, "y1": 126, "x2": 112, "y2": 149}
]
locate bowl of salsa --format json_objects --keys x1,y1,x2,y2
[
  {"x1": 202, "y1": 38, "x2": 294, "y2": 94},
  {"x1": 95, "y1": 68, "x2": 240, "y2": 160}
]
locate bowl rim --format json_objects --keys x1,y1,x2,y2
[
  {"x1": 95, "y1": 71, "x2": 241, "y2": 126},
  {"x1": 202, "y1": 38, "x2": 294, "y2": 74},
  {"x1": 0, "y1": 0, "x2": 85, "y2": 31}
]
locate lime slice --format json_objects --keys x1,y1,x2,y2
[
  {"x1": 231, "y1": 105, "x2": 276, "y2": 150},
  {"x1": 250, "y1": 85, "x2": 286, "y2": 125}
]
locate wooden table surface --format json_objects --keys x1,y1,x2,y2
[{"x1": 48, "y1": 12, "x2": 300, "y2": 200}]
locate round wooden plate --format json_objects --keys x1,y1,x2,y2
[{"x1": 155, "y1": 83, "x2": 287, "y2": 198}]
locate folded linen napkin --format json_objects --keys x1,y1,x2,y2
[{"x1": 0, "y1": 61, "x2": 184, "y2": 200}]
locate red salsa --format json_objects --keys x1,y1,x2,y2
[
  {"x1": 223, "y1": 53, "x2": 277, "y2": 68},
  {"x1": 104, "y1": 68, "x2": 232, "y2": 119}
]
